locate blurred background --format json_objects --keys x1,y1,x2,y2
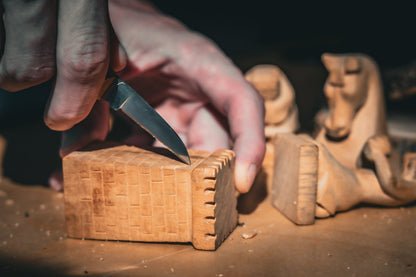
[{"x1": 1, "y1": 1, "x2": 415, "y2": 186}]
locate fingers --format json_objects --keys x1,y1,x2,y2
[
  {"x1": 230, "y1": 91, "x2": 266, "y2": 193},
  {"x1": 0, "y1": 0, "x2": 56, "y2": 91},
  {"x1": 60, "y1": 100, "x2": 110, "y2": 157},
  {"x1": 53, "y1": 100, "x2": 110, "y2": 191},
  {"x1": 44, "y1": 0, "x2": 110, "y2": 131},
  {"x1": 190, "y1": 40, "x2": 266, "y2": 193},
  {"x1": 110, "y1": 27, "x2": 127, "y2": 73},
  {"x1": 187, "y1": 105, "x2": 230, "y2": 151}
]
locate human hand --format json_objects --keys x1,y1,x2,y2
[
  {"x1": 58, "y1": 0, "x2": 266, "y2": 193},
  {"x1": 0, "y1": 0, "x2": 56, "y2": 92},
  {"x1": 0, "y1": 0, "x2": 126, "y2": 130}
]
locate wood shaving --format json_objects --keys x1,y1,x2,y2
[{"x1": 241, "y1": 231, "x2": 257, "y2": 240}]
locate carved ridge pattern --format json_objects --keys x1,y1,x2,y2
[
  {"x1": 63, "y1": 144, "x2": 237, "y2": 250},
  {"x1": 63, "y1": 145, "x2": 199, "y2": 243},
  {"x1": 191, "y1": 150, "x2": 237, "y2": 250},
  {"x1": 296, "y1": 144, "x2": 318, "y2": 223}
]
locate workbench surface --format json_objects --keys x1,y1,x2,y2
[{"x1": 1, "y1": 177, "x2": 415, "y2": 276}]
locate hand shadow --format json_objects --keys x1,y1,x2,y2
[{"x1": 237, "y1": 169, "x2": 268, "y2": 214}]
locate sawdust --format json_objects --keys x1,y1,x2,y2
[
  {"x1": 241, "y1": 231, "x2": 258, "y2": 239},
  {"x1": 5, "y1": 199, "x2": 14, "y2": 206}
]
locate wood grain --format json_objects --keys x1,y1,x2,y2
[
  {"x1": 63, "y1": 142, "x2": 237, "y2": 250},
  {"x1": 271, "y1": 133, "x2": 318, "y2": 225},
  {"x1": 191, "y1": 150, "x2": 237, "y2": 250}
]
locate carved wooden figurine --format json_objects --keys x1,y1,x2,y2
[
  {"x1": 362, "y1": 135, "x2": 416, "y2": 203},
  {"x1": 272, "y1": 53, "x2": 416, "y2": 225},
  {"x1": 315, "y1": 53, "x2": 387, "y2": 169},
  {"x1": 245, "y1": 64, "x2": 299, "y2": 137},
  {"x1": 245, "y1": 65, "x2": 299, "y2": 192},
  {"x1": 63, "y1": 142, "x2": 237, "y2": 250}
]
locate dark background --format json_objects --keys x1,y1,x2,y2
[
  {"x1": 1, "y1": 1, "x2": 415, "y2": 185},
  {"x1": 153, "y1": 1, "x2": 416, "y2": 66}
]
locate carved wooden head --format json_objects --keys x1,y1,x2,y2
[
  {"x1": 321, "y1": 53, "x2": 369, "y2": 139},
  {"x1": 245, "y1": 65, "x2": 281, "y2": 101}
]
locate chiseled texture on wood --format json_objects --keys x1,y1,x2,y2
[
  {"x1": 63, "y1": 143, "x2": 236, "y2": 250},
  {"x1": 192, "y1": 150, "x2": 237, "y2": 250},
  {"x1": 271, "y1": 134, "x2": 318, "y2": 225}
]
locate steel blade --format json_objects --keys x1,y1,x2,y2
[{"x1": 102, "y1": 77, "x2": 191, "y2": 165}]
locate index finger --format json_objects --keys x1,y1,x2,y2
[
  {"x1": 44, "y1": 0, "x2": 110, "y2": 131},
  {"x1": 190, "y1": 40, "x2": 266, "y2": 193}
]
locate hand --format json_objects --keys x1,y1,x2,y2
[
  {"x1": 0, "y1": 0, "x2": 126, "y2": 131},
  {"x1": 0, "y1": 0, "x2": 56, "y2": 92},
  {"x1": 58, "y1": 0, "x2": 266, "y2": 193}
]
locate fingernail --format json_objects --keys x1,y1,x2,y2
[{"x1": 235, "y1": 162, "x2": 257, "y2": 193}]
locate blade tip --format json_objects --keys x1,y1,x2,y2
[
  {"x1": 178, "y1": 154, "x2": 191, "y2": 165},
  {"x1": 184, "y1": 156, "x2": 191, "y2": 165}
]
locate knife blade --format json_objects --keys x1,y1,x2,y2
[{"x1": 99, "y1": 75, "x2": 191, "y2": 165}]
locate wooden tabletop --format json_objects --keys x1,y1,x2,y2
[{"x1": 1, "y1": 177, "x2": 415, "y2": 276}]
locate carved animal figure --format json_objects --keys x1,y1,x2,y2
[
  {"x1": 245, "y1": 64, "x2": 299, "y2": 137},
  {"x1": 315, "y1": 53, "x2": 387, "y2": 169},
  {"x1": 314, "y1": 53, "x2": 416, "y2": 217},
  {"x1": 272, "y1": 53, "x2": 413, "y2": 223},
  {"x1": 363, "y1": 135, "x2": 416, "y2": 203}
]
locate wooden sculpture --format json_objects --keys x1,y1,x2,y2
[
  {"x1": 315, "y1": 53, "x2": 387, "y2": 169},
  {"x1": 245, "y1": 65, "x2": 299, "y2": 192},
  {"x1": 273, "y1": 133, "x2": 405, "y2": 223},
  {"x1": 245, "y1": 64, "x2": 299, "y2": 136},
  {"x1": 362, "y1": 135, "x2": 416, "y2": 203},
  {"x1": 63, "y1": 142, "x2": 237, "y2": 251},
  {"x1": 272, "y1": 53, "x2": 416, "y2": 225}
]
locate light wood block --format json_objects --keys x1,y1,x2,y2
[
  {"x1": 63, "y1": 142, "x2": 237, "y2": 250},
  {"x1": 271, "y1": 133, "x2": 318, "y2": 225}
]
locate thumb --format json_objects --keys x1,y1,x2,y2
[{"x1": 110, "y1": 26, "x2": 128, "y2": 73}]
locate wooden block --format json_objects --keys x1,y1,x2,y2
[
  {"x1": 192, "y1": 150, "x2": 237, "y2": 250},
  {"x1": 271, "y1": 133, "x2": 318, "y2": 225},
  {"x1": 63, "y1": 142, "x2": 237, "y2": 250}
]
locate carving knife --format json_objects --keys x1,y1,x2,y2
[{"x1": 98, "y1": 75, "x2": 191, "y2": 165}]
